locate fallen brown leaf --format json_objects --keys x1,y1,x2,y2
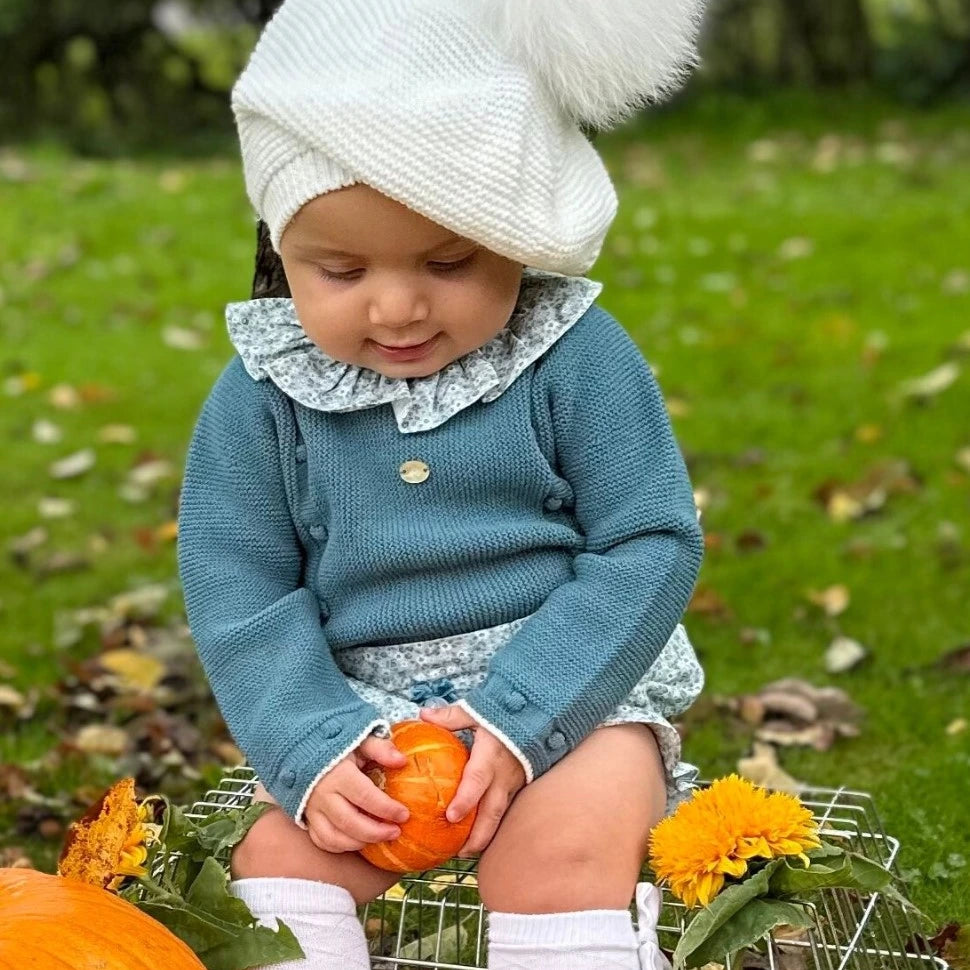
[
  {"x1": 813, "y1": 459, "x2": 922, "y2": 522},
  {"x1": 735, "y1": 529, "x2": 767, "y2": 552},
  {"x1": 936, "y1": 644, "x2": 970, "y2": 673},
  {"x1": 806, "y1": 584, "x2": 850, "y2": 616},
  {"x1": 687, "y1": 585, "x2": 731, "y2": 619},
  {"x1": 77, "y1": 382, "x2": 116, "y2": 403},
  {"x1": 72, "y1": 724, "x2": 129, "y2": 756},
  {"x1": 737, "y1": 742, "x2": 803, "y2": 792}
]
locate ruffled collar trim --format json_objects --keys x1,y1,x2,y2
[{"x1": 225, "y1": 269, "x2": 602, "y2": 433}]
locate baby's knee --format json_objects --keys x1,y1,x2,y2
[
  {"x1": 230, "y1": 806, "x2": 298, "y2": 879},
  {"x1": 478, "y1": 834, "x2": 632, "y2": 914},
  {"x1": 230, "y1": 806, "x2": 401, "y2": 905}
]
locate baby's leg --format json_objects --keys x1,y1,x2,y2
[
  {"x1": 229, "y1": 784, "x2": 400, "y2": 969},
  {"x1": 478, "y1": 723, "x2": 667, "y2": 969}
]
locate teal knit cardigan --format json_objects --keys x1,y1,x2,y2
[{"x1": 177, "y1": 304, "x2": 704, "y2": 819}]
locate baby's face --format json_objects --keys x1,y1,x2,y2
[{"x1": 279, "y1": 184, "x2": 523, "y2": 378}]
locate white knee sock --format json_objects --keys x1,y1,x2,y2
[
  {"x1": 487, "y1": 908, "x2": 640, "y2": 970},
  {"x1": 229, "y1": 877, "x2": 371, "y2": 970},
  {"x1": 635, "y1": 883, "x2": 672, "y2": 970}
]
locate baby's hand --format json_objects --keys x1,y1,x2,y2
[
  {"x1": 418, "y1": 705, "x2": 526, "y2": 858},
  {"x1": 302, "y1": 733, "x2": 410, "y2": 854}
]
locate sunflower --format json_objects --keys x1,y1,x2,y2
[
  {"x1": 58, "y1": 777, "x2": 158, "y2": 891},
  {"x1": 649, "y1": 775, "x2": 822, "y2": 908}
]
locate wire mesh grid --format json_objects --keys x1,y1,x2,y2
[{"x1": 185, "y1": 767, "x2": 946, "y2": 970}]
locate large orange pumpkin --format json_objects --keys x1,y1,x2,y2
[
  {"x1": 359, "y1": 720, "x2": 476, "y2": 873},
  {"x1": 0, "y1": 867, "x2": 205, "y2": 969}
]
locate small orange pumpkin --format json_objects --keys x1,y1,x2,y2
[
  {"x1": 359, "y1": 720, "x2": 476, "y2": 873},
  {"x1": 0, "y1": 867, "x2": 205, "y2": 969}
]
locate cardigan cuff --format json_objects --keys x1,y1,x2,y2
[
  {"x1": 462, "y1": 673, "x2": 581, "y2": 780},
  {"x1": 265, "y1": 703, "x2": 385, "y2": 820},
  {"x1": 293, "y1": 716, "x2": 392, "y2": 829},
  {"x1": 454, "y1": 698, "x2": 534, "y2": 784}
]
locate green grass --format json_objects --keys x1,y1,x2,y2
[{"x1": 1, "y1": 91, "x2": 968, "y2": 926}]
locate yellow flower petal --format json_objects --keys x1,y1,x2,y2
[
  {"x1": 717, "y1": 856, "x2": 748, "y2": 878},
  {"x1": 649, "y1": 774, "x2": 822, "y2": 908}
]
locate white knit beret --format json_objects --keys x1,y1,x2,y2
[{"x1": 232, "y1": 0, "x2": 706, "y2": 273}]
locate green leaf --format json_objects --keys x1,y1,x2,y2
[
  {"x1": 137, "y1": 897, "x2": 241, "y2": 953},
  {"x1": 807, "y1": 842, "x2": 847, "y2": 861},
  {"x1": 137, "y1": 859, "x2": 304, "y2": 969},
  {"x1": 199, "y1": 921, "x2": 303, "y2": 970},
  {"x1": 673, "y1": 859, "x2": 782, "y2": 968},
  {"x1": 685, "y1": 900, "x2": 814, "y2": 969},
  {"x1": 845, "y1": 853, "x2": 894, "y2": 892},
  {"x1": 770, "y1": 855, "x2": 854, "y2": 894},
  {"x1": 768, "y1": 846, "x2": 892, "y2": 896},
  {"x1": 161, "y1": 803, "x2": 269, "y2": 864},
  {"x1": 185, "y1": 857, "x2": 251, "y2": 917},
  {"x1": 192, "y1": 804, "x2": 273, "y2": 859}
]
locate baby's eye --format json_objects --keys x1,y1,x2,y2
[
  {"x1": 319, "y1": 266, "x2": 363, "y2": 282},
  {"x1": 428, "y1": 252, "x2": 477, "y2": 273}
]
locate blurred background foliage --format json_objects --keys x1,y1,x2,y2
[{"x1": 2, "y1": 0, "x2": 970, "y2": 154}]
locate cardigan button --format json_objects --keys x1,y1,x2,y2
[
  {"x1": 545, "y1": 731, "x2": 567, "y2": 751},
  {"x1": 309, "y1": 524, "x2": 327, "y2": 540},
  {"x1": 543, "y1": 496, "x2": 563, "y2": 512},
  {"x1": 280, "y1": 769, "x2": 296, "y2": 788},
  {"x1": 294, "y1": 444, "x2": 307, "y2": 463},
  {"x1": 504, "y1": 691, "x2": 527, "y2": 713},
  {"x1": 400, "y1": 460, "x2": 430, "y2": 484}
]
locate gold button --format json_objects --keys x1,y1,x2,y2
[{"x1": 399, "y1": 460, "x2": 430, "y2": 484}]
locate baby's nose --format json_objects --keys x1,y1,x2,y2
[{"x1": 368, "y1": 286, "x2": 430, "y2": 328}]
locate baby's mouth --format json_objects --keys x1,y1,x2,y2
[{"x1": 372, "y1": 335, "x2": 439, "y2": 362}]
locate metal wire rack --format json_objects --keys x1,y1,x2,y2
[{"x1": 185, "y1": 766, "x2": 946, "y2": 970}]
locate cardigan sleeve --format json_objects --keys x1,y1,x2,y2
[
  {"x1": 460, "y1": 307, "x2": 704, "y2": 781},
  {"x1": 177, "y1": 357, "x2": 388, "y2": 821}
]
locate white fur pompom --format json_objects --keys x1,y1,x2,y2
[{"x1": 482, "y1": 0, "x2": 706, "y2": 129}]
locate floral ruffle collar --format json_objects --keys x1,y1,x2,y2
[{"x1": 225, "y1": 269, "x2": 602, "y2": 433}]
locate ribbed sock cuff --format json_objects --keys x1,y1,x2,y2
[
  {"x1": 488, "y1": 908, "x2": 637, "y2": 947},
  {"x1": 230, "y1": 877, "x2": 357, "y2": 916}
]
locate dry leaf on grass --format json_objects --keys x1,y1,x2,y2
[
  {"x1": 49, "y1": 449, "x2": 95, "y2": 480},
  {"x1": 72, "y1": 724, "x2": 129, "y2": 756},
  {"x1": 37, "y1": 497, "x2": 76, "y2": 519},
  {"x1": 32, "y1": 419, "x2": 63, "y2": 444},
  {"x1": 806, "y1": 584, "x2": 850, "y2": 616},
  {"x1": 721, "y1": 677, "x2": 863, "y2": 752},
  {"x1": 97, "y1": 649, "x2": 166, "y2": 693},
  {"x1": 897, "y1": 361, "x2": 960, "y2": 402},
  {"x1": 98, "y1": 424, "x2": 137, "y2": 444},
  {"x1": 687, "y1": 585, "x2": 732, "y2": 620},
  {"x1": 934, "y1": 644, "x2": 970, "y2": 674},
  {"x1": 0, "y1": 685, "x2": 37, "y2": 719},
  {"x1": 737, "y1": 742, "x2": 803, "y2": 793},
  {"x1": 824, "y1": 636, "x2": 868, "y2": 673},
  {"x1": 813, "y1": 459, "x2": 921, "y2": 522}
]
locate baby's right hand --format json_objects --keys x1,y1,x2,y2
[{"x1": 303, "y1": 733, "x2": 410, "y2": 854}]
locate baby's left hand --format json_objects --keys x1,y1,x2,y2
[{"x1": 418, "y1": 704, "x2": 525, "y2": 858}]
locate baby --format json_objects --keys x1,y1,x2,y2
[{"x1": 177, "y1": 1, "x2": 708, "y2": 968}]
